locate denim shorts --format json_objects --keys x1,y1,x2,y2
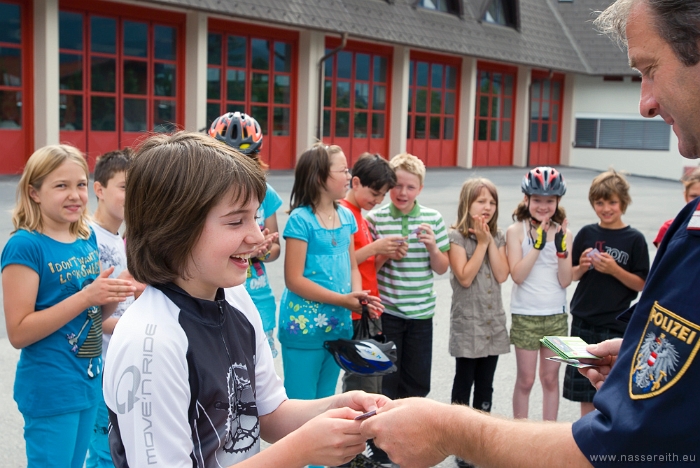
[{"x1": 510, "y1": 313, "x2": 568, "y2": 350}]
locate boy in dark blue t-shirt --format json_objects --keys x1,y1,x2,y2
[{"x1": 564, "y1": 170, "x2": 650, "y2": 417}]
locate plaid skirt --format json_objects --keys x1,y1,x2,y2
[{"x1": 562, "y1": 316, "x2": 624, "y2": 402}]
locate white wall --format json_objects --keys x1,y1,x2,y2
[
  {"x1": 512, "y1": 65, "x2": 531, "y2": 167},
  {"x1": 296, "y1": 30, "x2": 325, "y2": 158},
  {"x1": 184, "y1": 11, "x2": 207, "y2": 132},
  {"x1": 568, "y1": 75, "x2": 698, "y2": 179},
  {"x1": 456, "y1": 57, "x2": 476, "y2": 168},
  {"x1": 34, "y1": 0, "x2": 59, "y2": 148},
  {"x1": 388, "y1": 46, "x2": 409, "y2": 158}
]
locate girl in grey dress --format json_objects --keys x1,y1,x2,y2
[{"x1": 448, "y1": 178, "x2": 510, "y2": 413}]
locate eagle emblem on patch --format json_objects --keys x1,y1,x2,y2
[{"x1": 630, "y1": 302, "x2": 700, "y2": 399}]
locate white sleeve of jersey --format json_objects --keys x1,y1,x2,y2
[
  {"x1": 103, "y1": 286, "x2": 194, "y2": 467},
  {"x1": 225, "y1": 286, "x2": 287, "y2": 416}
]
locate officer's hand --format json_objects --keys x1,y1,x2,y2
[{"x1": 578, "y1": 338, "x2": 623, "y2": 390}]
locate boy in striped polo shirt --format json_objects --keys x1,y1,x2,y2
[{"x1": 366, "y1": 153, "x2": 450, "y2": 400}]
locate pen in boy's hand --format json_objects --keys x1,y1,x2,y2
[{"x1": 354, "y1": 409, "x2": 377, "y2": 420}]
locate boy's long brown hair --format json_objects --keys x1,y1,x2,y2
[
  {"x1": 453, "y1": 178, "x2": 500, "y2": 237},
  {"x1": 125, "y1": 132, "x2": 266, "y2": 285}
]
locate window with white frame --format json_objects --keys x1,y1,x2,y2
[
  {"x1": 575, "y1": 118, "x2": 670, "y2": 150},
  {"x1": 418, "y1": 0, "x2": 461, "y2": 16},
  {"x1": 483, "y1": 0, "x2": 518, "y2": 29}
]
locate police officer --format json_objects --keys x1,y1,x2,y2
[{"x1": 359, "y1": 1, "x2": 700, "y2": 466}]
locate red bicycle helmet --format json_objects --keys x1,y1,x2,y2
[
  {"x1": 209, "y1": 111, "x2": 263, "y2": 155},
  {"x1": 521, "y1": 166, "x2": 567, "y2": 197}
]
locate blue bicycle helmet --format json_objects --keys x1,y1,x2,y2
[{"x1": 324, "y1": 338, "x2": 398, "y2": 376}]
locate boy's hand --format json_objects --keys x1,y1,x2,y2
[
  {"x1": 296, "y1": 408, "x2": 367, "y2": 467},
  {"x1": 590, "y1": 252, "x2": 619, "y2": 275},
  {"x1": 415, "y1": 223, "x2": 438, "y2": 251},
  {"x1": 388, "y1": 240, "x2": 409, "y2": 260},
  {"x1": 469, "y1": 215, "x2": 492, "y2": 245},
  {"x1": 329, "y1": 390, "x2": 391, "y2": 414},
  {"x1": 578, "y1": 248, "x2": 593, "y2": 270},
  {"x1": 373, "y1": 236, "x2": 406, "y2": 256}
]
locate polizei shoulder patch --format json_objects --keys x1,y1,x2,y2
[{"x1": 629, "y1": 302, "x2": 700, "y2": 399}]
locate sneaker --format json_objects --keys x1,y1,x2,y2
[
  {"x1": 365, "y1": 439, "x2": 398, "y2": 467},
  {"x1": 337, "y1": 453, "x2": 384, "y2": 468},
  {"x1": 331, "y1": 460, "x2": 354, "y2": 468},
  {"x1": 330, "y1": 453, "x2": 385, "y2": 468}
]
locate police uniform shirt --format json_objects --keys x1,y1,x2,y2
[{"x1": 572, "y1": 197, "x2": 700, "y2": 465}]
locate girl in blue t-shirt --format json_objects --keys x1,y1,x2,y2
[
  {"x1": 279, "y1": 144, "x2": 382, "y2": 402},
  {"x1": 1, "y1": 145, "x2": 135, "y2": 468}
]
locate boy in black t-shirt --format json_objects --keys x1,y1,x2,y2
[{"x1": 563, "y1": 170, "x2": 650, "y2": 417}]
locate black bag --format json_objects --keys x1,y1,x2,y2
[{"x1": 354, "y1": 301, "x2": 386, "y2": 342}]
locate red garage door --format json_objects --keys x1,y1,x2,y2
[
  {"x1": 406, "y1": 52, "x2": 460, "y2": 167},
  {"x1": 0, "y1": 0, "x2": 32, "y2": 174},
  {"x1": 58, "y1": 0, "x2": 185, "y2": 168},
  {"x1": 206, "y1": 20, "x2": 297, "y2": 169},
  {"x1": 528, "y1": 71, "x2": 564, "y2": 166},
  {"x1": 473, "y1": 62, "x2": 517, "y2": 167},
  {"x1": 322, "y1": 39, "x2": 391, "y2": 165}
]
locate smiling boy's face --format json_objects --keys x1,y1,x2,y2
[
  {"x1": 390, "y1": 169, "x2": 423, "y2": 214},
  {"x1": 353, "y1": 178, "x2": 390, "y2": 211},
  {"x1": 593, "y1": 195, "x2": 624, "y2": 229},
  {"x1": 175, "y1": 189, "x2": 264, "y2": 300}
]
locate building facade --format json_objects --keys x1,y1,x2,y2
[{"x1": 0, "y1": 0, "x2": 693, "y2": 178}]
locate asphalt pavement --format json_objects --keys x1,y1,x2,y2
[{"x1": 0, "y1": 165, "x2": 688, "y2": 467}]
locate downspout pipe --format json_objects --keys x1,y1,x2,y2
[{"x1": 317, "y1": 33, "x2": 349, "y2": 141}]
